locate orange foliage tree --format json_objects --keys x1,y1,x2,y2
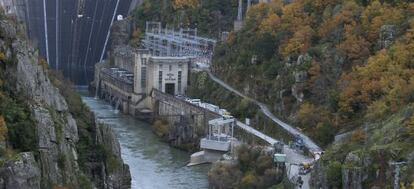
[
  {"x1": 337, "y1": 22, "x2": 371, "y2": 64},
  {"x1": 318, "y1": 1, "x2": 362, "y2": 37},
  {"x1": 297, "y1": 102, "x2": 332, "y2": 131},
  {"x1": 338, "y1": 23, "x2": 414, "y2": 117},
  {"x1": 307, "y1": 60, "x2": 321, "y2": 87},
  {"x1": 281, "y1": 25, "x2": 314, "y2": 57},
  {"x1": 0, "y1": 115, "x2": 7, "y2": 143},
  {"x1": 258, "y1": 13, "x2": 281, "y2": 35},
  {"x1": 281, "y1": 1, "x2": 312, "y2": 32},
  {"x1": 172, "y1": 0, "x2": 199, "y2": 9},
  {"x1": 246, "y1": 3, "x2": 271, "y2": 28},
  {"x1": 406, "y1": 114, "x2": 414, "y2": 137},
  {"x1": 361, "y1": 1, "x2": 405, "y2": 43}
]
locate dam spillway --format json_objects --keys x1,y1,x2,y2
[{"x1": 22, "y1": 0, "x2": 135, "y2": 85}]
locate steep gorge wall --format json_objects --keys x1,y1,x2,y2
[{"x1": 0, "y1": 17, "x2": 130, "y2": 189}]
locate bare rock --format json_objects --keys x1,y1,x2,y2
[
  {"x1": 342, "y1": 152, "x2": 363, "y2": 189},
  {"x1": 14, "y1": 39, "x2": 68, "y2": 112},
  {"x1": 379, "y1": 25, "x2": 396, "y2": 49},
  {"x1": 0, "y1": 152, "x2": 41, "y2": 189},
  {"x1": 296, "y1": 53, "x2": 311, "y2": 66},
  {"x1": 0, "y1": 20, "x2": 17, "y2": 40},
  {"x1": 96, "y1": 124, "x2": 131, "y2": 189}
]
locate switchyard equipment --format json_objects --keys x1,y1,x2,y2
[{"x1": 142, "y1": 22, "x2": 216, "y2": 64}]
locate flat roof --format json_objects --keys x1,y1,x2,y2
[{"x1": 150, "y1": 56, "x2": 192, "y2": 64}]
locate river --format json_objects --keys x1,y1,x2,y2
[{"x1": 80, "y1": 92, "x2": 210, "y2": 189}]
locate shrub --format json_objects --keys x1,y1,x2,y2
[
  {"x1": 52, "y1": 185, "x2": 70, "y2": 189},
  {"x1": 315, "y1": 122, "x2": 335, "y2": 147},
  {"x1": 0, "y1": 52, "x2": 5, "y2": 62},
  {"x1": 351, "y1": 127, "x2": 366, "y2": 144},
  {"x1": 240, "y1": 172, "x2": 258, "y2": 189},
  {"x1": 208, "y1": 162, "x2": 242, "y2": 189},
  {"x1": 327, "y1": 161, "x2": 343, "y2": 188},
  {"x1": 0, "y1": 115, "x2": 7, "y2": 143},
  {"x1": 152, "y1": 119, "x2": 169, "y2": 137},
  {"x1": 255, "y1": 155, "x2": 273, "y2": 175},
  {"x1": 77, "y1": 174, "x2": 93, "y2": 189},
  {"x1": 406, "y1": 114, "x2": 414, "y2": 137},
  {"x1": 57, "y1": 153, "x2": 66, "y2": 169}
]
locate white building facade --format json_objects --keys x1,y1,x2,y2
[{"x1": 134, "y1": 51, "x2": 190, "y2": 96}]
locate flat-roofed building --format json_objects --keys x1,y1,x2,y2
[{"x1": 134, "y1": 51, "x2": 190, "y2": 96}]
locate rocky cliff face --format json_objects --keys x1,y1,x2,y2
[
  {"x1": 0, "y1": 152, "x2": 41, "y2": 189},
  {"x1": 0, "y1": 17, "x2": 130, "y2": 189},
  {"x1": 96, "y1": 124, "x2": 131, "y2": 189}
]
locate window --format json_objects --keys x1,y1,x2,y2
[
  {"x1": 158, "y1": 71, "x2": 163, "y2": 90},
  {"x1": 159, "y1": 64, "x2": 163, "y2": 69},
  {"x1": 169, "y1": 65, "x2": 172, "y2": 71},
  {"x1": 141, "y1": 67, "x2": 146, "y2": 90},
  {"x1": 141, "y1": 58, "x2": 147, "y2": 65},
  {"x1": 178, "y1": 71, "x2": 182, "y2": 93}
]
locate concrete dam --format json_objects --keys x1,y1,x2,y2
[{"x1": 19, "y1": 0, "x2": 138, "y2": 85}]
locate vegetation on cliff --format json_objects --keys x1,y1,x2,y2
[
  {"x1": 131, "y1": 0, "x2": 237, "y2": 37},
  {"x1": 0, "y1": 17, "x2": 37, "y2": 159}
]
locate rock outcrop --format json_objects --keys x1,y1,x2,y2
[
  {"x1": 379, "y1": 25, "x2": 396, "y2": 49},
  {"x1": 342, "y1": 153, "x2": 363, "y2": 189},
  {"x1": 310, "y1": 161, "x2": 329, "y2": 189},
  {"x1": 96, "y1": 124, "x2": 131, "y2": 189},
  {"x1": 0, "y1": 152, "x2": 41, "y2": 189}
]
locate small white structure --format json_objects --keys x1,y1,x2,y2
[
  {"x1": 188, "y1": 117, "x2": 237, "y2": 166},
  {"x1": 117, "y1": 15, "x2": 123, "y2": 21},
  {"x1": 0, "y1": 0, "x2": 16, "y2": 15}
]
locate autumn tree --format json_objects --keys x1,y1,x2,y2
[
  {"x1": 0, "y1": 115, "x2": 7, "y2": 143},
  {"x1": 365, "y1": 100, "x2": 389, "y2": 121},
  {"x1": 130, "y1": 28, "x2": 142, "y2": 48},
  {"x1": 281, "y1": 25, "x2": 314, "y2": 57},
  {"x1": 258, "y1": 13, "x2": 281, "y2": 35},
  {"x1": 0, "y1": 52, "x2": 5, "y2": 62},
  {"x1": 298, "y1": 102, "x2": 332, "y2": 129},
  {"x1": 305, "y1": 0, "x2": 340, "y2": 12},
  {"x1": 246, "y1": 3, "x2": 271, "y2": 29},
  {"x1": 318, "y1": 1, "x2": 362, "y2": 38},
  {"x1": 406, "y1": 114, "x2": 414, "y2": 137},
  {"x1": 351, "y1": 127, "x2": 366, "y2": 143},
  {"x1": 338, "y1": 23, "x2": 414, "y2": 117},
  {"x1": 337, "y1": 22, "x2": 371, "y2": 65},
  {"x1": 307, "y1": 60, "x2": 321, "y2": 87},
  {"x1": 361, "y1": 1, "x2": 405, "y2": 43},
  {"x1": 281, "y1": 1, "x2": 312, "y2": 32},
  {"x1": 172, "y1": 0, "x2": 199, "y2": 9},
  {"x1": 298, "y1": 102, "x2": 319, "y2": 127}
]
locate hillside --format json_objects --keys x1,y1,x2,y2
[{"x1": 131, "y1": 0, "x2": 414, "y2": 188}]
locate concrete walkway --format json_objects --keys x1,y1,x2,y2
[{"x1": 206, "y1": 70, "x2": 322, "y2": 153}]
